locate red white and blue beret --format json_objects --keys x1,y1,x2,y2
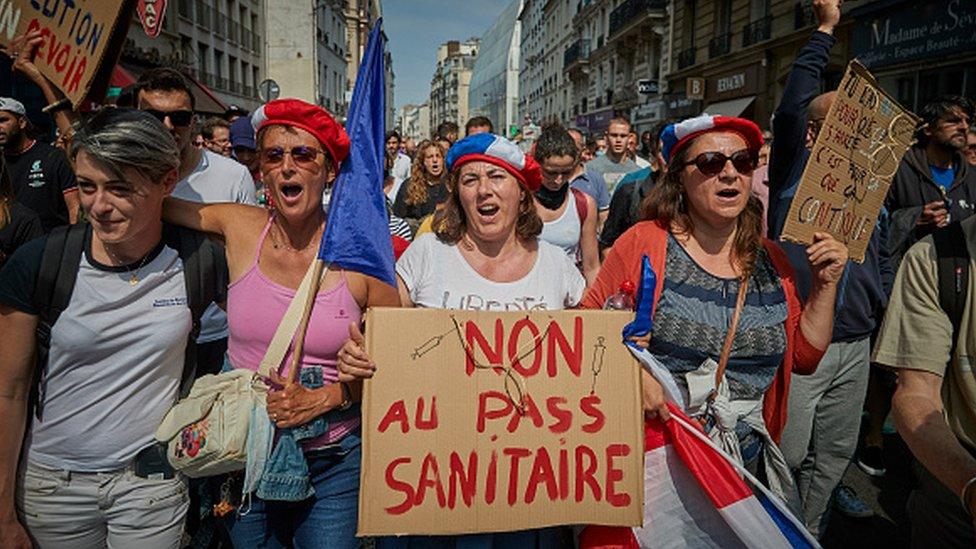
[
  {"x1": 251, "y1": 99, "x2": 350, "y2": 169},
  {"x1": 660, "y1": 115, "x2": 763, "y2": 163},
  {"x1": 446, "y1": 133, "x2": 542, "y2": 192}
]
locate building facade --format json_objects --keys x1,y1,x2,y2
[
  {"x1": 661, "y1": 0, "x2": 976, "y2": 131},
  {"x1": 469, "y1": 0, "x2": 522, "y2": 138},
  {"x1": 126, "y1": 0, "x2": 266, "y2": 112},
  {"x1": 399, "y1": 102, "x2": 431, "y2": 142},
  {"x1": 429, "y1": 39, "x2": 480, "y2": 132},
  {"x1": 344, "y1": 0, "x2": 395, "y2": 128},
  {"x1": 264, "y1": 0, "x2": 348, "y2": 116},
  {"x1": 516, "y1": 0, "x2": 667, "y2": 135}
]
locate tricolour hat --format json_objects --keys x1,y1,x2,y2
[
  {"x1": 660, "y1": 114, "x2": 763, "y2": 163},
  {"x1": 229, "y1": 116, "x2": 256, "y2": 150},
  {"x1": 445, "y1": 133, "x2": 542, "y2": 192},
  {"x1": 251, "y1": 99, "x2": 350, "y2": 169},
  {"x1": 0, "y1": 97, "x2": 26, "y2": 116}
]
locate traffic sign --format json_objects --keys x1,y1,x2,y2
[{"x1": 258, "y1": 79, "x2": 281, "y2": 103}]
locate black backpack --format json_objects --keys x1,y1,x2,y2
[
  {"x1": 31, "y1": 223, "x2": 227, "y2": 417},
  {"x1": 933, "y1": 222, "x2": 970, "y2": 358}
]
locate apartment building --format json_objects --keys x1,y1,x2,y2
[
  {"x1": 429, "y1": 39, "x2": 480, "y2": 132},
  {"x1": 399, "y1": 103, "x2": 431, "y2": 142},
  {"x1": 344, "y1": 0, "x2": 395, "y2": 128},
  {"x1": 264, "y1": 0, "x2": 348, "y2": 116},
  {"x1": 124, "y1": 0, "x2": 266, "y2": 112},
  {"x1": 469, "y1": 0, "x2": 522, "y2": 138}
]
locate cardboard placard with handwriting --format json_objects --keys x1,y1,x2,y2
[
  {"x1": 781, "y1": 60, "x2": 919, "y2": 262},
  {"x1": 360, "y1": 308, "x2": 644, "y2": 536},
  {"x1": 0, "y1": 0, "x2": 137, "y2": 104}
]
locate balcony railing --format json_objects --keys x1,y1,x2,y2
[
  {"x1": 243, "y1": 85, "x2": 255, "y2": 98},
  {"x1": 795, "y1": 2, "x2": 815, "y2": 29},
  {"x1": 229, "y1": 80, "x2": 242, "y2": 94},
  {"x1": 199, "y1": 71, "x2": 215, "y2": 87},
  {"x1": 709, "y1": 33, "x2": 731, "y2": 58},
  {"x1": 217, "y1": 76, "x2": 229, "y2": 90},
  {"x1": 677, "y1": 47, "x2": 696, "y2": 69},
  {"x1": 563, "y1": 38, "x2": 590, "y2": 68},
  {"x1": 742, "y1": 16, "x2": 771, "y2": 47},
  {"x1": 609, "y1": 0, "x2": 667, "y2": 37}
]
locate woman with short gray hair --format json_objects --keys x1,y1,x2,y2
[{"x1": 0, "y1": 107, "x2": 224, "y2": 548}]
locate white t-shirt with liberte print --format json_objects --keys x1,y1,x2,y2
[{"x1": 396, "y1": 233, "x2": 585, "y2": 311}]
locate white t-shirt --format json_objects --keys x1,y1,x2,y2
[
  {"x1": 634, "y1": 155, "x2": 651, "y2": 169},
  {"x1": 386, "y1": 153, "x2": 412, "y2": 201},
  {"x1": 540, "y1": 194, "x2": 581, "y2": 259},
  {"x1": 396, "y1": 233, "x2": 585, "y2": 311},
  {"x1": 27, "y1": 245, "x2": 191, "y2": 471},
  {"x1": 171, "y1": 150, "x2": 257, "y2": 343}
]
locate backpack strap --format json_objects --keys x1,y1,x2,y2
[
  {"x1": 162, "y1": 224, "x2": 226, "y2": 395},
  {"x1": 933, "y1": 222, "x2": 970, "y2": 359},
  {"x1": 34, "y1": 223, "x2": 89, "y2": 325},
  {"x1": 571, "y1": 187, "x2": 588, "y2": 225}
]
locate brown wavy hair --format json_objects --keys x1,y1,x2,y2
[
  {"x1": 404, "y1": 141, "x2": 445, "y2": 206},
  {"x1": 641, "y1": 139, "x2": 763, "y2": 279},
  {"x1": 434, "y1": 166, "x2": 543, "y2": 244}
]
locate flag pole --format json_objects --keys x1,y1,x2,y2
[{"x1": 287, "y1": 258, "x2": 325, "y2": 384}]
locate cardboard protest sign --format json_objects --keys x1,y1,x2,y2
[
  {"x1": 0, "y1": 0, "x2": 137, "y2": 104},
  {"x1": 781, "y1": 60, "x2": 919, "y2": 262},
  {"x1": 360, "y1": 308, "x2": 644, "y2": 536}
]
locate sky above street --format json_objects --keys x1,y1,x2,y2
[{"x1": 384, "y1": 0, "x2": 512, "y2": 113}]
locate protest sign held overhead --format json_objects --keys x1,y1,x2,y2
[
  {"x1": 359, "y1": 308, "x2": 644, "y2": 536},
  {"x1": 0, "y1": 0, "x2": 136, "y2": 104},
  {"x1": 781, "y1": 60, "x2": 919, "y2": 263}
]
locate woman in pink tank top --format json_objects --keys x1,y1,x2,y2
[{"x1": 164, "y1": 99, "x2": 398, "y2": 549}]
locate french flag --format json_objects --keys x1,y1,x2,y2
[{"x1": 579, "y1": 364, "x2": 819, "y2": 549}]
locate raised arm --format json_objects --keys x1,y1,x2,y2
[{"x1": 162, "y1": 197, "x2": 258, "y2": 239}]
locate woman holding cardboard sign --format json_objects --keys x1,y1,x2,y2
[
  {"x1": 581, "y1": 115, "x2": 846, "y2": 498},
  {"x1": 163, "y1": 99, "x2": 399, "y2": 549},
  {"x1": 338, "y1": 133, "x2": 585, "y2": 547}
]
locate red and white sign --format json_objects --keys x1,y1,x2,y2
[{"x1": 138, "y1": 0, "x2": 167, "y2": 38}]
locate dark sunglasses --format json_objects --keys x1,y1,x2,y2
[
  {"x1": 683, "y1": 149, "x2": 757, "y2": 176},
  {"x1": 142, "y1": 108, "x2": 194, "y2": 127},
  {"x1": 259, "y1": 146, "x2": 327, "y2": 168}
]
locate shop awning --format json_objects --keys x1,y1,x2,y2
[
  {"x1": 702, "y1": 96, "x2": 756, "y2": 118},
  {"x1": 183, "y1": 73, "x2": 228, "y2": 115},
  {"x1": 110, "y1": 66, "x2": 137, "y2": 88}
]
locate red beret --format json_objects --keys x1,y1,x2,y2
[{"x1": 251, "y1": 99, "x2": 350, "y2": 170}]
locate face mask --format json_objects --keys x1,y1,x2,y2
[
  {"x1": 535, "y1": 183, "x2": 569, "y2": 210},
  {"x1": 596, "y1": 150, "x2": 606, "y2": 157}
]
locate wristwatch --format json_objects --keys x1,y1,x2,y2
[{"x1": 337, "y1": 382, "x2": 354, "y2": 411}]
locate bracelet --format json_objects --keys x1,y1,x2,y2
[
  {"x1": 960, "y1": 475, "x2": 976, "y2": 513},
  {"x1": 41, "y1": 98, "x2": 71, "y2": 114}
]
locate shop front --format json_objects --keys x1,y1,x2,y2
[
  {"x1": 851, "y1": 0, "x2": 976, "y2": 112},
  {"x1": 703, "y1": 64, "x2": 762, "y2": 121}
]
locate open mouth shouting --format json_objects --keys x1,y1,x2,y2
[
  {"x1": 475, "y1": 203, "x2": 500, "y2": 222},
  {"x1": 716, "y1": 187, "x2": 742, "y2": 201},
  {"x1": 278, "y1": 182, "x2": 305, "y2": 206}
]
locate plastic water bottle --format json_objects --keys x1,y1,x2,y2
[{"x1": 603, "y1": 280, "x2": 636, "y2": 311}]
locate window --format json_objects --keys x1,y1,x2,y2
[
  {"x1": 198, "y1": 42, "x2": 209, "y2": 74},
  {"x1": 717, "y1": 0, "x2": 732, "y2": 35},
  {"x1": 685, "y1": 0, "x2": 697, "y2": 48},
  {"x1": 750, "y1": 0, "x2": 770, "y2": 20}
]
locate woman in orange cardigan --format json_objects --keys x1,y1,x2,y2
[{"x1": 582, "y1": 115, "x2": 845, "y2": 493}]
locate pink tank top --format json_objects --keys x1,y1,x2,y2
[{"x1": 227, "y1": 216, "x2": 362, "y2": 443}]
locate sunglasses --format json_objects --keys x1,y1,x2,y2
[
  {"x1": 260, "y1": 146, "x2": 327, "y2": 168},
  {"x1": 683, "y1": 149, "x2": 757, "y2": 176},
  {"x1": 142, "y1": 108, "x2": 194, "y2": 127}
]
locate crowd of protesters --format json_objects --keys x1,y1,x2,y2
[{"x1": 1, "y1": 0, "x2": 976, "y2": 547}]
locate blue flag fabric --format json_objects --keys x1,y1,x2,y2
[{"x1": 318, "y1": 20, "x2": 396, "y2": 287}]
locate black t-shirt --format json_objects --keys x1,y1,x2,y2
[
  {"x1": 599, "y1": 173, "x2": 657, "y2": 248},
  {"x1": 392, "y1": 178, "x2": 448, "y2": 222},
  {"x1": 5, "y1": 141, "x2": 77, "y2": 232},
  {"x1": 0, "y1": 201, "x2": 43, "y2": 268}
]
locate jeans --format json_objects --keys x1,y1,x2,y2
[
  {"x1": 16, "y1": 459, "x2": 188, "y2": 549},
  {"x1": 225, "y1": 431, "x2": 361, "y2": 549}
]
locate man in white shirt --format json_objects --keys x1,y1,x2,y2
[
  {"x1": 385, "y1": 130, "x2": 411, "y2": 201},
  {"x1": 136, "y1": 68, "x2": 257, "y2": 374}
]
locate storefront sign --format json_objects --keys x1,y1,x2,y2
[
  {"x1": 707, "y1": 65, "x2": 759, "y2": 102},
  {"x1": 637, "y1": 79, "x2": 659, "y2": 95},
  {"x1": 359, "y1": 308, "x2": 643, "y2": 536},
  {"x1": 664, "y1": 92, "x2": 701, "y2": 119},
  {"x1": 782, "y1": 61, "x2": 919, "y2": 262},
  {"x1": 853, "y1": 0, "x2": 976, "y2": 69},
  {"x1": 575, "y1": 108, "x2": 615, "y2": 134},
  {"x1": 686, "y1": 77, "x2": 705, "y2": 100},
  {"x1": 0, "y1": 0, "x2": 136, "y2": 104}
]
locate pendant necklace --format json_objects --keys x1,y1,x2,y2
[{"x1": 106, "y1": 247, "x2": 154, "y2": 285}]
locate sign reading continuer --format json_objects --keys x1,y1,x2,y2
[
  {"x1": 782, "y1": 60, "x2": 919, "y2": 263},
  {"x1": 360, "y1": 308, "x2": 643, "y2": 536},
  {"x1": 0, "y1": 0, "x2": 136, "y2": 104}
]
